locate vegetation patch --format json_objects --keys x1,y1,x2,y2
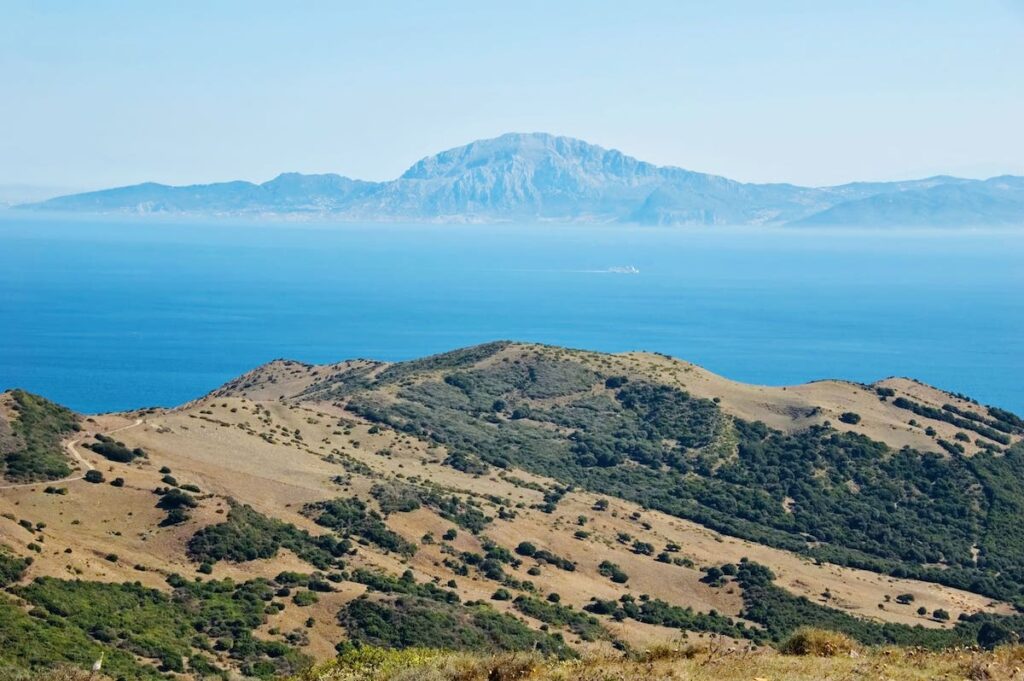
[
  {"x1": 0, "y1": 545, "x2": 30, "y2": 587},
  {"x1": 188, "y1": 502, "x2": 344, "y2": 569},
  {"x1": 585, "y1": 594, "x2": 745, "y2": 639},
  {"x1": 84, "y1": 433, "x2": 146, "y2": 463},
  {"x1": 892, "y1": 397, "x2": 1012, "y2": 445},
  {"x1": 303, "y1": 497, "x2": 416, "y2": 556},
  {"x1": 512, "y1": 595, "x2": 608, "y2": 641},
  {"x1": 10, "y1": 575, "x2": 309, "y2": 678},
  {"x1": 371, "y1": 482, "x2": 492, "y2": 533},
  {"x1": 350, "y1": 568, "x2": 461, "y2": 603},
  {"x1": 0, "y1": 389, "x2": 78, "y2": 482},
  {"x1": 733, "y1": 561, "x2": 971, "y2": 648},
  {"x1": 344, "y1": 351, "x2": 1024, "y2": 603},
  {"x1": 338, "y1": 594, "x2": 575, "y2": 658}
]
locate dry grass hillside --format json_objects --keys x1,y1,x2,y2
[{"x1": 2, "y1": 342, "x2": 1023, "y2": 679}]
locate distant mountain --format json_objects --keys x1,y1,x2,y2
[
  {"x1": 790, "y1": 175, "x2": 1024, "y2": 227},
  {"x1": 20, "y1": 132, "x2": 1024, "y2": 227},
  {"x1": 31, "y1": 173, "x2": 380, "y2": 216}
]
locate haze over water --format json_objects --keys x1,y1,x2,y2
[{"x1": 2, "y1": 213, "x2": 1021, "y2": 414}]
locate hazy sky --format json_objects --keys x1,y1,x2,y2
[{"x1": 2, "y1": 1, "x2": 1023, "y2": 190}]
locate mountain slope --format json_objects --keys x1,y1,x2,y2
[
  {"x1": 21, "y1": 133, "x2": 1024, "y2": 226},
  {"x1": 3, "y1": 344, "x2": 1024, "y2": 678},
  {"x1": 792, "y1": 175, "x2": 1024, "y2": 227},
  {"x1": 33, "y1": 173, "x2": 380, "y2": 215}
]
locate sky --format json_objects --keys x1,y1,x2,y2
[{"x1": 1, "y1": 1, "x2": 1023, "y2": 191}]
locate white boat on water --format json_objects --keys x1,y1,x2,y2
[{"x1": 607, "y1": 265, "x2": 640, "y2": 274}]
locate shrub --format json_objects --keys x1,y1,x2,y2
[
  {"x1": 781, "y1": 627, "x2": 857, "y2": 656},
  {"x1": 83, "y1": 470, "x2": 104, "y2": 483},
  {"x1": 598, "y1": 560, "x2": 629, "y2": 584},
  {"x1": 632, "y1": 540, "x2": 655, "y2": 556},
  {"x1": 703, "y1": 566, "x2": 724, "y2": 584},
  {"x1": 86, "y1": 436, "x2": 144, "y2": 463},
  {"x1": 838, "y1": 412, "x2": 862, "y2": 425},
  {"x1": 293, "y1": 590, "x2": 318, "y2": 607},
  {"x1": 515, "y1": 542, "x2": 537, "y2": 557},
  {"x1": 110, "y1": 477, "x2": 125, "y2": 487},
  {"x1": 161, "y1": 508, "x2": 190, "y2": 526}
]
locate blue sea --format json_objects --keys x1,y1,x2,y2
[{"x1": 1, "y1": 212, "x2": 1022, "y2": 415}]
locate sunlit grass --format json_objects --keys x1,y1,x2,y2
[{"x1": 289, "y1": 641, "x2": 1024, "y2": 681}]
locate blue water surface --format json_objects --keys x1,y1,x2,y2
[{"x1": 1, "y1": 212, "x2": 1021, "y2": 414}]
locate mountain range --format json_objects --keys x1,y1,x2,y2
[{"x1": 19, "y1": 132, "x2": 1024, "y2": 226}]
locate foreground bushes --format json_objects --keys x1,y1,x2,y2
[
  {"x1": 292, "y1": 644, "x2": 1024, "y2": 681},
  {"x1": 780, "y1": 628, "x2": 857, "y2": 657}
]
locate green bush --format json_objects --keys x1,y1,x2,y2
[
  {"x1": 598, "y1": 560, "x2": 629, "y2": 584},
  {"x1": 292, "y1": 590, "x2": 318, "y2": 607},
  {"x1": 85, "y1": 434, "x2": 145, "y2": 463}
]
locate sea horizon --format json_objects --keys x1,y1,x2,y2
[{"x1": 3, "y1": 212, "x2": 1021, "y2": 414}]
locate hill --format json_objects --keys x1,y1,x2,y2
[
  {"x1": 3, "y1": 342, "x2": 1024, "y2": 679},
  {"x1": 20, "y1": 133, "x2": 1024, "y2": 226}
]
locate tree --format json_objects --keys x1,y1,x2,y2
[
  {"x1": 84, "y1": 470, "x2": 104, "y2": 483},
  {"x1": 516, "y1": 542, "x2": 537, "y2": 557}
]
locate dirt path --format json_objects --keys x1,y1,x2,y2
[{"x1": 0, "y1": 418, "x2": 144, "y2": 490}]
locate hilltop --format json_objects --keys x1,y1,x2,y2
[
  {"x1": 20, "y1": 133, "x2": 1024, "y2": 226},
  {"x1": 3, "y1": 342, "x2": 1024, "y2": 679}
]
